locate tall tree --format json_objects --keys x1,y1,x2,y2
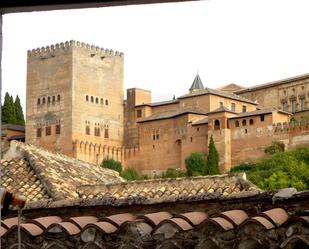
[
  {"x1": 14, "y1": 95, "x2": 25, "y2": 125},
  {"x1": 206, "y1": 135, "x2": 220, "y2": 175},
  {"x1": 1, "y1": 92, "x2": 16, "y2": 124}
]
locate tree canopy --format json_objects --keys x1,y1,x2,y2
[
  {"x1": 206, "y1": 135, "x2": 220, "y2": 175},
  {"x1": 1, "y1": 92, "x2": 25, "y2": 126}
]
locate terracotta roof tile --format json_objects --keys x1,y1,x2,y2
[
  {"x1": 163, "y1": 218, "x2": 193, "y2": 231},
  {"x1": 138, "y1": 212, "x2": 173, "y2": 227},
  {"x1": 19, "y1": 223, "x2": 44, "y2": 236},
  {"x1": 209, "y1": 217, "x2": 234, "y2": 231},
  {"x1": 218, "y1": 210, "x2": 248, "y2": 227},
  {"x1": 65, "y1": 216, "x2": 98, "y2": 229},
  {"x1": 175, "y1": 212, "x2": 208, "y2": 226},
  {"x1": 250, "y1": 216, "x2": 275, "y2": 230},
  {"x1": 47, "y1": 221, "x2": 81, "y2": 235},
  {"x1": 260, "y1": 208, "x2": 289, "y2": 227},
  {"x1": 0, "y1": 226, "x2": 7, "y2": 237},
  {"x1": 30, "y1": 216, "x2": 62, "y2": 229},
  {"x1": 2, "y1": 217, "x2": 20, "y2": 229},
  {"x1": 101, "y1": 213, "x2": 135, "y2": 227}
]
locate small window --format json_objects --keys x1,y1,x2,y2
[
  {"x1": 86, "y1": 125, "x2": 90, "y2": 135},
  {"x1": 152, "y1": 132, "x2": 156, "y2": 140},
  {"x1": 57, "y1": 94, "x2": 61, "y2": 101},
  {"x1": 105, "y1": 99, "x2": 109, "y2": 106},
  {"x1": 260, "y1": 115, "x2": 265, "y2": 122},
  {"x1": 249, "y1": 119, "x2": 254, "y2": 125},
  {"x1": 235, "y1": 121, "x2": 240, "y2": 127},
  {"x1": 197, "y1": 127, "x2": 200, "y2": 131},
  {"x1": 242, "y1": 120, "x2": 246, "y2": 126},
  {"x1": 47, "y1": 96, "x2": 51, "y2": 103},
  {"x1": 52, "y1": 96, "x2": 55, "y2": 102},
  {"x1": 214, "y1": 119, "x2": 220, "y2": 130},
  {"x1": 300, "y1": 97, "x2": 305, "y2": 111},
  {"x1": 291, "y1": 99, "x2": 296, "y2": 113},
  {"x1": 190, "y1": 137, "x2": 193, "y2": 142},
  {"x1": 91, "y1": 96, "x2": 94, "y2": 103},
  {"x1": 95, "y1": 127, "x2": 100, "y2": 136},
  {"x1": 242, "y1": 106, "x2": 247, "y2": 112},
  {"x1": 55, "y1": 124, "x2": 61, "y2": 134},
  {"x1": 231, "y1": 103, "x2": 236, "y2": 112},
  {"x1": 137, "y1": 109, "x2": 142, "y2": 118},
  {"x1": 153, "y1": 145, "x2": 155, "y2": 149},
  {"x1": 36, "y1": 128, "x2": 42, "y2": 137},
  {"x1": 219, "y1": 102, "x2": 223, "y2": 107},
  {"x1": 282, "y1": 101, "x2": 288, "y2": 112},
  {"x1": 95, "y1": 97, "x2": 99, "y2": 104},
  {"x1": 104, "y1": 129, "x2": 109, "y2": 138},
  {"x1": 86, "y1": 95, "x2": 89, "y2": 101},
  {"x1": 42, "y1": 97, "x2": 46, "y2": 104},
  {"x1": 100, "y1": 98, "x2": 103, "y2": 104},
  {"x1": 156, "y1": 131, "x2": 160, "y2": 140},
  {"x1": 45, "y1": 126, "x2": 51, "y2": 136},
  {"x1": 37, "y1": 98, "x2": 40, "y2": 105}
]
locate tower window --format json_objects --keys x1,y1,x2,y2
[
  {"x1": 260, "y1": 115, "x2": 265, "y2": 122},
  {"x1": 95, "y1": 127, "x2": 100, "y2": 136},
  {"x1": 86, "y1": 95, "x2": 89, "y2": 101},
  {"x1": 214, "y1": 119, "x2": 220, "y2": 130},
  {"x1": 300, "y1": 97, "x2": 305, "y2": 111},
  {"x1": 57, "y1": 94, "x2": 61, "y2": 101},
  {"x1": 47, "y1": 96, "x2": 51, "y2": 103},
  {"x1": 36, "y1": 128, "x2": 42, "y2": 137},
  {"x1": 42, "y1": 97, "x2": 46, "y2": 104},
  {"x1": 242, "y1": 120, "x2": 246, "y2": 126},
  {"x1": 231, "y1": 103, "x2": 236, "y2": 112},
  {"x1": 105, "y1": 99, "x2": 109, "y2": 106},
  {"x1": 52, "y1": 96, "x2": 56, "y2": 102},
  {"x1": 242, "y1": 106, "x2": 247, "y2": 112},
  {"x1": 291, "y1": 99, "x2": 296, "y2": 112},
  {"x1": 104, "y1": 129, "x2": 109, "y2": 138},
  {"x1": 46, "y1": 126, "x2": 51, "y2": 136},
  {"x1": 86, "y1": 125, "x2": 90, "y2": 135},
  {"x1": 95, "y1": 97, "x2": 99, "y2": 104},
  {"x1": 100, "y1": 98, "x2": 103, "y2": 104},
  {"x1": 282, "y1": 101, "x2": 288, "y2": 111},
  {"x1": 37, "y1": 98, "x2": 41, "y2": 105},
  {"x1": 235, "y1": 121, "x2": 240, "y2": 127},
  {"x1": 219, "y1": 102, "x2": 223, "y2": 107},
  {"x1": 249, "y1": 119, "x2": 254, "y2": 125},
  {"x1": 136, "y1": 109, "x2": 142, "y2": 118},
  {"x1": 55, "y1": 124, "x2": 61, "y2": 135},
  {"x1": 91, "y1": 96, "x2": 94, "y2": 103}
]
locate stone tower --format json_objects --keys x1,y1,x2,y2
[{"x1": 26, "y1": 41, "x2": 124, "y2": 162}]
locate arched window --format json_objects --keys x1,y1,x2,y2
[
  {"x1": 47, "y1": 96, "x2": 51, "y2": 103},
  {"x1": 104, "y1": 129, "x2": 109, "y2": 138},
  {"x1": 249, "y1": 119, "x2": 254, "y2": 125},
  {"x1": 42, "y1": 97, "x2": 46, "y2": 104},
  {"x1": 105, "y1": 99, "x2": 109, "y2": 106},
  {"x1": 100, "y1": 98, "x2": 103, "y2": 104},
  {"x1": 57, "y1": 94, "x2": 61, "y2": 101},
  {"x1": 91, "y1": 96, "x2": 94, "y2": 102},
  {"x1": 235, "y1": 121, "x2": 239, "y2": 127},
  {"x1": 37, "y1": 98, "x2": 41, "y2": 105},
  {"x1": 52, "y1": 96, "x2": 55, "y2": 102},
  {"x1": 86, "y1": 125, "x2": 90, "y2": 135},
  {"x1": 214, "y1": 119, "x2": 220, "y2": 130},
  {"x1": 242, "y1": 120, "x2": 246, "y2": 126},
  {"x1": 95, "y1": 97, "x2": 99, "y2": 104},
  {"x1": 86, "y1": 95, "x2": 89, "y2": 101}
]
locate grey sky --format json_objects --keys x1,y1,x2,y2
[{"x1": 2, "y1": 0, "x2": 309, "y2": 110}]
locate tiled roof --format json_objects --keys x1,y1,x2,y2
[
  {"x1": 192, "y1": 117, "x2": 208, "y2": 125},
  {"x1": 138, "y1": 108, "x2": 208, "y2": 123},
  {"x1": 235, "y1": 72, "x2": 309, "y2": 93},
  {"x1": 1, "y1": 123, "x2": 25, "y2": 132},
  {"x1": 135, "y1": 99, "x2": 179, "y2": 107},
  {"x1": 178, "y1": 87, "x2": 258, "y2": 105},
  {"x1": 189, "y1": 74, "x2": 204, "y2": 91},
  {"x1": 2, "y1": 189, "x2": 308, "y2": 249},
  {"x1": 229, "y1": 108, "x2": 291, "y2": 119},
  {"x1": 1, "y1": 141, "x2": 124, "y2": 202},
  {"x1": 207, "y1": 106, "x2": 237, "y2": 115}
]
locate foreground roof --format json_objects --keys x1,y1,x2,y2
[
  {"x1": 1, "y1": 141, "x2": 124, "y2": 202},
  {"x1": 2, "y1": 188, "x2": 308, "y2": 249},
  {"x1": 178, "y1": 87, "x2": 258, "y2": 105}
]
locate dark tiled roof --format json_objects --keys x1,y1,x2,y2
[
  {"x1": 138, "y1": 108, "x2": 208, "y2": 123},
  {"x1": 135, "y1": 99, "x2": 179, "y2": 107},
  {"x1": 179, "y1": 87, "x2": 258, "y2": 105},
  {"x1": 235, "y1": 72, "x2": 309, "y2": 93},
  {"x1": 1, "y1": 141, "x2": 124, "y2": 202},
  {"x1": 2, "y1": 202, "x2": 308, "y2": 249},
  {"x1": 192, "y1": 117, "x2": 208, "y2": 125},
  {"x1": 229, "y1": 108, "x2": 291, "y2": 119},
  {"x1": 189, "y1": 74, "x2": 204, "y2": 91},
  {"x1": 1, "y1": 123, "x2": 25, "y2": 132}
]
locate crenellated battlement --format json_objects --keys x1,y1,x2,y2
[
  {"x1": 273, "y1": 120, "x2": 309, "y2": 133},
  {"x1": 27, "y1": 40, "x2": 124, "y2": 59}
]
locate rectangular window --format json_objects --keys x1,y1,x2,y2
[
  {"x1": 291, "y1": 99, "x2": 296, "y2": 113},
  {"x1": 282, "y1": 101, "x2": 288, "y2": 112},
  {"x1": 219, "y1": 102, "x2": 223, "y2": 107},
  {"x1": 104, "y1": 129, "x2": 109, "y2": 138},
  {"x1": 95, "y1": 127, "x2": 100, "y2": 136},
  {"x1": 55, "y1": 124, "x2": 61, "y2": 135},
  {"x1": 86, "y1": 126, "x2": 90, "y2": 135},
  {"x1": 45, "y1": 126, "x2": 51, "y2": 136},
  {"x1": 242, "y1": 105, "x2": 247, "y2": 112},
  {"x1": 231, "y1": 103, "x2": 236, "y2": 112},
  {"x1": 300, "y1": 97, "x2": 305, "y2": 111},
  {"x1": 260, "y1": 115, "x2": 265, "y2": 122},
  {"x1": 37, "y1": 128, "x2": 42, "y2": 137},
  {"x1": 136, "y1": 109, "x2": 142, "y2": 118}
]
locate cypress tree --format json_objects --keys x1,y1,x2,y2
[
  {"x1": 1, "y1": 92, "x2": 15, "y2": 124},
  {"x1": 14, "y1": 95, "x2": 25, "y2": 125},
  {"x1": 206, "y1": 135, "x2": 220, "y2": 175}
]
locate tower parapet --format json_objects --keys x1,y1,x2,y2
[{"x1": 27, "y1": 40, "x2": 124, "y2": 59}]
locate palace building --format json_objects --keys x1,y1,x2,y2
[{"x1": 26, "y1": 41, "x2": 309, "y2": 175}]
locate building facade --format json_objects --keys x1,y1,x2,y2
[{"x1": 26, "y1": 41, "x2": 309, "y2": 175}]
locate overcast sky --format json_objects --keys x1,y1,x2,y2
[{"x1": 2, "y1": 0, "x2": 309, "y2": 110}]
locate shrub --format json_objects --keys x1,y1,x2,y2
[
  {"x1": 185, "y1": 152, "x2": 207, "y2": 176},
  {"x1": 121, "y1": 167, "x2": 140, "y2": 181},
  {"x1": 264, "y1": 141, "x2": 285, "y2": 155},
  {"x1": 100, "y1": 158, "x2": 122, "y2": 173},
  {"x1": 161, "y1": 168, "x2": 186, "y2": 178},
  {"x1": 206, "y1": 135, "x2": 220, "y2": 175},
  {"x1": 231, "y1": 162, "x2": 255, "y2": 172}
]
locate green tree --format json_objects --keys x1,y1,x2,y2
[
  {"x1": 121, "y1": 167, "x2": 140, "y2": 180},
  {"x1": 264, "y1": 141, "x2": 285, "y2": 155},
  {"x1": 14, "y1": 95, "x2": 25, "y2": 125},
  {"x1": 100, "y1": 158, "x2": 122, "y2": 173},
  {"x1": 1, "y1": 92, "x2": 16, "y2": 124},
  {"x1": 185, "y1": 152, "x2": 207, "y2": 176},
  {"x1": 161, "y1": 168, "x2": 186, "y2": 178},
  {"x1": 206, "y1": 135, "x2": 220, "y2": 175}
]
